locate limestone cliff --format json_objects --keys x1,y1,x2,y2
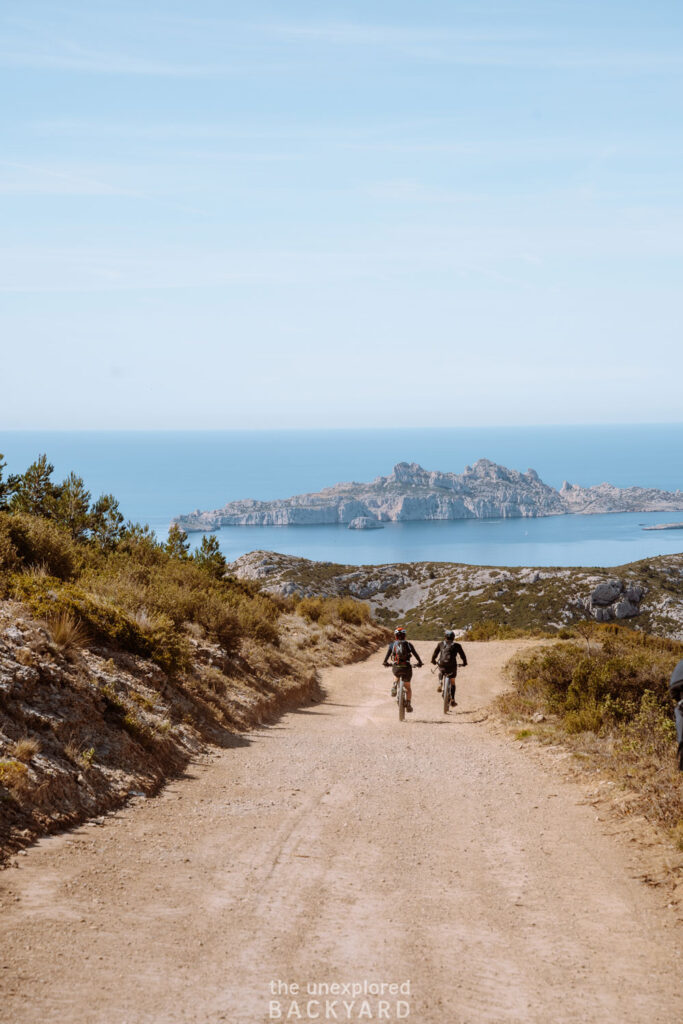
[{"x1": 175, "y1": 459, "x2": 683, "y2": 531}]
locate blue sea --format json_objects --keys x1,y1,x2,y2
[{"x1": 2, "y1": 426, "x2": 682, "y2": 568}]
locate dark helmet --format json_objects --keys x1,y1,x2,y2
[
  {"x1": 394, "y1": 627, "x2": 406, "y2": 640},
  {"x1": 445, "y1": 629, "x2": 455, "y2": 640},
  {"x1": 670, "y1": 659, "x2": 683, "y2": 699}
]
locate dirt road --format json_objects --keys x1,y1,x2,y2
[{"x1": 2, "y1": 640, "x2": 682, "y2": 1024}]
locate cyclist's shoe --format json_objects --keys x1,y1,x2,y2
[
  {"x1": 436, "y1": 683, "x2": 442, "y2": 692},
  {"x1": 391, "y1": 684, "x2": 397, "y2": 697},
  {"x1": 405, "y1": 701, "x2": 413, "y2": 713},
  {"x1": 450, "y1": 699, "x2": 457, "y2": 707}
]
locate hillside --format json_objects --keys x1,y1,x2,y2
[
  {"x1": 229, "y1": 549, "x2": 683, "y2": 639},
  {"x1": 0, "y1": 597, "x2": 384, "y2": 862},
  {"x1": 175, "y1": 458, "x2": 683, "y2": 530},
  {"x1": 0, "y1": 452, "x2": 386, "y2": 860}
]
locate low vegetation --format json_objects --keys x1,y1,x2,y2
[
  {"x1": 500, "y1": 624, "x2": 683, "y2": 840},
  {"x1": 0, "y1": 452, "x2": 386, "y2": 859},
  {"x1": 231, "y1": 550, "x2": 683, "y2": 642}
]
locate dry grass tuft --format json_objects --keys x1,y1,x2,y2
[
  {"x1": 24, "y1": 561, "x2": 51, "y2": 579},
  {"x1": 0, "y1": 759, "x2": 30, "y2": 798},
  {"x1": 47, "y1": 610, "x2": 90, "y2": 653},
  {"x1": 11, "y1": 737, "x2": 41, "y2": 763}
]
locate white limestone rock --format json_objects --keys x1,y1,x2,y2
[
  {"x1": 348, "y1": 517, "x2": 384, "y2": 530},
  {"x1": 175, "y1": 459, "x2": 683, "y2": 531}
]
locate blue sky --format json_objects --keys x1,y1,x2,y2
[{"x1": 2, "y1": 1, "x2": 682, "y2": 428}]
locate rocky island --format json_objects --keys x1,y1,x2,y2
[
  {"x1": 174, "y1": 459, "x2": 683, "y2": 532},
  {"x1": 348, "y1": 516, "x2": 384, "y2": 530}
]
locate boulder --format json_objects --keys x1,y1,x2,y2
[
  {"x1": 585, "y1": 577, "x2": 645, "y2": 622},
  {"x1": 590, "y1": 580, "x2": 623, "y2": 606},
  {"x1": 614, "y1": 599, "x2": 640, "y2": 620}
]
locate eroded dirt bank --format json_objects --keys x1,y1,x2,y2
[
  {"x1": 1, "y1": 640, "x2": 682, "y2": 1024},
  {"x1": 0, "y1": 601, "x2": 385, "y2": 860}
]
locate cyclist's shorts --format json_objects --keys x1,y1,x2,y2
[{"x1": 392, "y1": 664, "x2": 413, "y2": 682}]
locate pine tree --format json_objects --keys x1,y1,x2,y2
[
  {"x1": 193, "y1": 534, "x2": 226, "y2": 578},
  {"x1": 89, "y1": 494, "x2": 125, "y2": 550},
  {"x1": 55, "y1": 472, "x2": 92, "y2": 540},
  {"x1": 166, "y1": 523, "x2": 190, "y2": 560},
  {"x1": 10, "y1": 454, "x2": 59, "y2": 517},
  {"x1": 0, "y1": 454, "x2": 16, "y2": 510}
]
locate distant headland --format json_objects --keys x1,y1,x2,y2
[{"x1": 174, "y1": 459, "x2": 683, "y2": 532}]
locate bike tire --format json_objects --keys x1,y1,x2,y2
[
  {"x1": 443, "y1": 676, "x2": 451, "y2": 715},
  {"x1": 398, "y1": 681, "x2": 405, "y2": 722}
]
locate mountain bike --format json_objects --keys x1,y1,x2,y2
[
  {"x1": 441, "y1": 671, "x2": 452, "y2": 715},
  {"x1": 435, "y1": 666, "x2": 463, "y2": 714},
  {"x1": 387, "y1": 665, "x2": 415, "y2": 721},
  {"x1": 397, "y1": 675, "x2": 406, "y2": 721}
]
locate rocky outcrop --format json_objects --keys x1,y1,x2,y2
[
  {"x1": 228, "y1": 551, "x2": 683, "y2": 641},
  {"x1": 348, "y1": 517, "x2": 383, "y2": 530},
  {"x1": 585, "y1": 580, "x2": 646, "y2": 622},
  {"x1": 175, "y1": 459, "x2": 683, "y2": 532},
  {"x1": 560, "y1": 482, "x2": 683, "y2": 514}
]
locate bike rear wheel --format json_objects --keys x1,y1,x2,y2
[
  {"x1": 398, "y1": 680, "x2": 405, "y2": 722},
  {"x1": 443, "y1": 675, "x2": 451, "y2": 714}
]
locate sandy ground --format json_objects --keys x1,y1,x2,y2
[{"x1": 1, "y1": 639, "x2": 682, "y2": 1024}]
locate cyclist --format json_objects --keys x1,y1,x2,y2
[
  {"x1": 431, "y1": 629, "x2": 467, "y2": 708},
  {"x1": 383, "y1": 627, "x2": 423, "y2": 713},
  {"x1": 670, "y1": 659, "x2": 683, "y2": 771}
]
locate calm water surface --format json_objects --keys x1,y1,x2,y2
[{"x1": 2, "y1": 427, "x2": 682, "y2": 567}]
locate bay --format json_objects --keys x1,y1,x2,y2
[{"x1": 1, "y1": 426, "x2": 682, "y2": 568}]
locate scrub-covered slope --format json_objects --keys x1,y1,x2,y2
[{"x1": 230, "y1": 550, "x2": 683, "y2": 640}]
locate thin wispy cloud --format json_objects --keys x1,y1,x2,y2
[
  {"x1": 0, "y1": 158, "x2": 135, "y2": 196},
  {"x1": 0, "y1": 43, "x2": 230, "y2": 77},
  {"x1": 2, "y1": 15, "x2": 681, "y2": 76},
  {"x1": 259, "y1": 20, "x2": 683, "y2": 72}
]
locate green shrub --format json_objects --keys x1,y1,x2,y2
[
  {"x1": 143, "y1": 612, "x2": 190, "y2": 673},
  {"x1": 194, "y1": 593, "x2": 241, "y2": 651},
  {"x1": 333, "y1": 597, "x2": 371, "y2": 626},
  {"x1": 1, "y1": 512, "x2": 78, "y2": 578},
  {"x1": 296, "y1": 595, "x2": 370, "y2": 628},
  {"x1": 507, "y1": 629, "x2": 681, "y2": 735},
  {"x1": 12, "y1": 575, "x2": 188, "y2": 673},
  {"x1": 298, "y1": 597, "x2": 324, "y2": 622},
  {"x1": 0, "y1": 518, "x2": 20, "y2": 572}
]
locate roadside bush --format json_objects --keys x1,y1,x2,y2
[
  {"x1": 81, "y1": 558, "x2": 277, "y2": 654},
  {"x1": 298, "y1": 597, "x2": 324, "y2": 622},
  {"x1": 0, "y1": 518, "x2": 20, "y2": 572},
  {"x1": 507, "y1": 634, "x2": 678, "y2": 731},
  {"x1": 12, "y1": 575, "x2": 188, "y2": 673},
  {"x1": 334, "y1": 597, "x2": 371, "y2": 626},
  {"x1": 501, "y1": 627, "x2": 683, "y2": 831},
  {"x1": 1, "y1": 512, "x2": 78, "y2": 579},
  {"x1": 0, "y1": 759, "x2": 30, "y2": 800},
  {"x1": 296, "y1": 595, "x2": 370, "y2": 627},
  {"x1": 194, "y1": 593, "x2": 242, "y2": 652}
]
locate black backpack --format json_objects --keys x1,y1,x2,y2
[
  {"x1": 438, "y1": 639, "x2": 457, "y2": 670},
  {"x1": 392, "y1": 640, "x2": 411, "y2": 664}
]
